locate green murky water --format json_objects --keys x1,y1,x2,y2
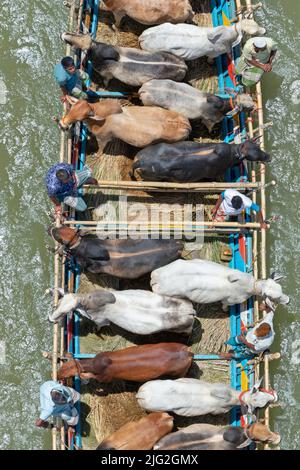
[{"x1": 0, "y1": 0, "x2": 298, "y2": 449}]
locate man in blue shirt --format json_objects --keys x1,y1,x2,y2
[
  {"x1": 45, "y1": 162, "x2": 98, "y2": 214},
  {"x1": 54, "y1": 56, "x2": 90, "y2": 102},
  {"x1": 35, "y1": 381, "x2": 80, "y2": 429}
]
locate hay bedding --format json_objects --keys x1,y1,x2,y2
[{"x1": 78, "y1": 2, "x2": 231, "y2": 448}]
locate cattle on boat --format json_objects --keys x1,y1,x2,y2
[
  {"x1": 139, "y1": 17, "x2": 266, "y2": 61},
  {"x1": 154, "y1": 422, "x2": 281, "y2": 450},
  {"x1": 151, "y1": 259, "x2": 289, "y2": 311},
  {"x1": 138, "y1": 80, "x2": 255, "y2": 131},
  {"x1": 57, "y1": 343, "x2": 193, "y2": 382},
  {"x1": 97, "y1": 412, "x2": 174, "y2": 450},
  {"x1": 132, "y1": 140, "x2": 271, "y2": 183},
  {"x1": 58, "y1": 99, "x2": 191, "y2": 154},
  {"x1": 48, "y1": 288, "x2": 196, "y2": 335},
  {"x1": 137, "y1": 378, "x2": 278, "y2": 416},
  {"x1": 48, "y1": 225, "x2": 183, "y2": 279},
  {"x1": 61, "y1": 32, "x2": 187, "y2": 87},
  {"x1": 101, "y1": 0, "x2": 194, "y2": 27}
]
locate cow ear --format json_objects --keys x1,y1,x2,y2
[
  {"x1": 228, "y1": 273, "x2": 241, "y2": 283},
  {"x1": 207, "y1": 94, "x2": 224, "y2": 110},
  {"x1": 207, "y1": 27, "x2": 224, "y2": 44}
]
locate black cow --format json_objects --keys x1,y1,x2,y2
[
  {"x1": 48, "y1": 226, "x2": 183, "y2": 279},
  {"x1": 131, "y1": 140, "x2": 271, "y2": 183}
]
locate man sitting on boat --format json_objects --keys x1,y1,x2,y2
[
  {"x1": 235, "y1": 37, "x2": 277, "y2": 87},
  {"x1": 35, "y1": 380, "x2": 80, "y2": 430},
  {"x1": 212, "y1": 188, "x2": 268, "y2": 229},
  {"x1": 225, "y1": 312, "x2": 275, "y2": 354},
  {"x1": 45, "y1": 162, "x2": 98, "y2": 215},
  {"x1": 54, "y1": 56, "x2": 91, "y2": 102}
]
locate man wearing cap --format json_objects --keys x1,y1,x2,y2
[
  {"x1": 35, "y1": 380, "x2": 80, "y2": 429},
  {"x1": 45, "y1": 162, "x2": 98, "y2": 215},
  {"x1": 212, "y1": 188, "x2": 268, "y2": 229},
  {"x1": 235, "y1": 36, "x2": 277, "y2": 87},
  {"x1": 54, "y1": 56, "x2": 91, "y2": 102}
]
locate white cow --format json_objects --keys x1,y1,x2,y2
[
  {"x1": 139, "y1": 19, "x2": 266, "y2": 61},
  {"x1": 137, "y1": 378, "x2": 278, "y2": 416},
  {"x1": 48, "y1": 289, "x2": 195, "y2": 335},
  {"x1": 150, "y1": 259, "x2": 289, "y2": 311}
]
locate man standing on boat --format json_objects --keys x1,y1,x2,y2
[
  {"x1": 235, "y1": 37, "x2": 277, "y2": 87},
  {"x1": 212, "y1": 188, "x2": 268, "y2": 229},
  {"x1": 45, "y1": 162, "x2": 98, "y2": 215},
  {"x1": 35, "y1": 380, "x2": 80, "y2": 430},
  {"x1": 54, "y1": 56, "x2": 91, "y2": 102}
]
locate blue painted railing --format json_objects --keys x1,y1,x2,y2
[{"x1": 211, "y1": 0, "x2": 254, "y2": 428}]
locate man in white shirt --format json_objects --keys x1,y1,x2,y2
[{"x1": 212, "y1": 188, "x2": 268, "y2": 229}]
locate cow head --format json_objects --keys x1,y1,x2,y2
[
  {"x1": 49, "y1": 293, "x2": 79, "y2": 322},
  {"x1": 47, "y1": 225, "x2": 81, "y2": 247},
  {"x1": 57, "y1": 358, "x2": 79, "y2": 380},
  {"x1": 48, "y1": 290, "x2": 116, "y2": 323},
  {"x1": 61, "y1": 31, "x2": 93, "y2": 51},
  {"x1": 240, "y1": 378, "x2": 278, "y2": 414},
  {"x1": 239, "y1": 140, "x2": 271, "y2": 163},
  {"x1": 234, "y1": 93, "x2": 255, "y2": 111},
  {"x1": 258, "y1": 274, "x2": 289, "y2": 306}
]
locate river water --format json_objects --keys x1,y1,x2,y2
[{"x1": 0, "y1": 0, "x2": 298, "y2": 450}]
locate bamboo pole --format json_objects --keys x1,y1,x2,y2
[
  {"x1": 82, "y1": 180, "x2": 268, "y2": 193},
  {"x1": 244, "y1": 0, "x2": 271, "y2": 448},
  {"x1": 64, "y1": 219, "x2": 262, "y2": 229}
]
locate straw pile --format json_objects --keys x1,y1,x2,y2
[{"x1": 78, "y1": 1, "x2": 231, "y2": 448}]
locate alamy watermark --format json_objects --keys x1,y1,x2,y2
[{"x1": 92, "y1": 195, "x2": 205, "y2": 249}]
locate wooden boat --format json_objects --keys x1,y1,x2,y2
[{"x1": 49, "y1": 0, "x2": 279, "y2": 450}]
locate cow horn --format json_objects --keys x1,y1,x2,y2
[
  {"x1": 265, "y1": 297, "x2": 276, "y2": 311},
  {"x1": 237, "y1": 437, "x2": 253, "y2": 449},
  {"x1": 251, "y1": 377, "x2": 263, "y2": 393},
  {"x1": 81, "y1": 22, "x2": 89, "y2": 34},
  {"x1": 251, "y1": 134, "x2": 263, "y2": 144}
]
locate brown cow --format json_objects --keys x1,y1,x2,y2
[
  {"x1": 97, "y1": 412, "x2": 174, "y2": 450},
  {"x1": 101, "y1": 0, "x2": 194, "y2": 27},
  {"x1": 58, "y1": 343, "x2": 193, "y2": 382},
  {"x1": 58, "y1": 99, "x2": 191, "y2": 153}
]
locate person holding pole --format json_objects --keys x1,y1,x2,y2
[
  {"x1": 45, "y1": 162, "x2": 98, "y2": 215},
  {"x1": 54, "y1": 56, "x2": 91, "y2": 102}
]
